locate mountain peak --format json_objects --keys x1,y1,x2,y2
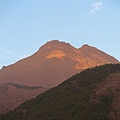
[
  {"x1": 44, "y1": 40, "x2": 72, "y2": 47},
  {"x1": 38, "y1": 40, "x2": 75, "y2": 54},
  {"x1": 81, "y1": 44, "x2": 89, "y2": 47},
  {"x1": 45, "y1": 40, "x2": 60, "y2": 45},
  {"x1": 80, "y1": 44, "x2": 93, "y2": 49}
]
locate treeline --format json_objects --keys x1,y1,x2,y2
[
  {"x1": 0, "y1": 83, "x2": 44, "y2": 90},
  {"x1": 8, "y1": 83, "x2": 44, "y2": 90}
]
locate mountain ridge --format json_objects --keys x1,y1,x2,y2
[
  {"x1": 1, "y1": 40, "x2": 119, "y2": 69},
  {"x1": 0, "y1": 40, "x2": 119, "y2": 87}
]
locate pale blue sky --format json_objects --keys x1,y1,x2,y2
[{"x1": 0, "y1": 0, "x2": 120, "y2": 68}]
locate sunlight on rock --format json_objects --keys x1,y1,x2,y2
[{"x1": 46, "y1": 50, "x2": 66, "y2": 59}]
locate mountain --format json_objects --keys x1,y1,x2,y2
[
  {"x1": 0, "y1": 40, "x2": 119, "y2": 88},
  {"x1": 1, "y1": 64, "x2": 120, "y2": 120},
  {"x1": 0, "y1": 40, "x2": 119, "y2": 114}
]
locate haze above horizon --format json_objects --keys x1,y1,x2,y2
[{"x1": 0, "y1": 0, "x2": 120, "y2": 68}]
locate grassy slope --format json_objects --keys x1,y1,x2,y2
[{"x1": 1, "y1": 64, "x2": 120, "y2": 120}]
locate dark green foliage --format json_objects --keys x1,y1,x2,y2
[
  {"x1": 0, "y1": 64, "x2": 120, "y2": 120},
  {"x1": 8, "y1": 83, "x2": 44, "y2": 90},
  {"x1": 100, "y1": 95, "x2": 113, "y2": 104}
]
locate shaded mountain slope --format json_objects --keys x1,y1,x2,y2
[
  {"x1": 0, "y1": 83, "x2": 46, "y2": 114},
  {"x1": 1, "y1": 64, "x2": 120, "y2": 120}
]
